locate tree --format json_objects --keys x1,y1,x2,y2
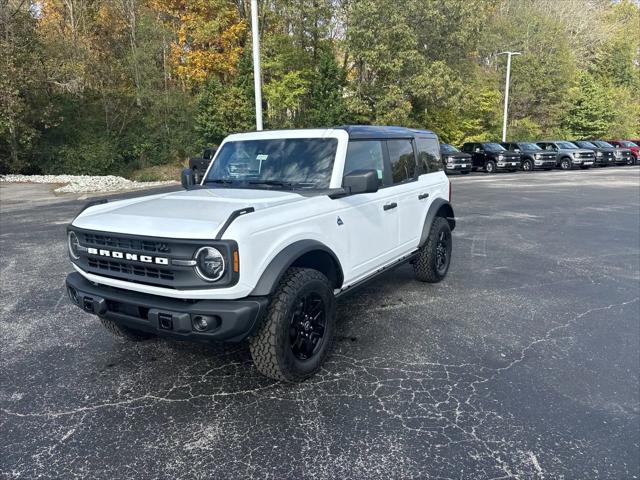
[{"x1": 563, "y1": 72, "x2": 616, "y2": 138}]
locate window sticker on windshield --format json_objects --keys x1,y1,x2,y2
[{"x1": 256, "y1": 154, "x2": 268, "y2": 161}]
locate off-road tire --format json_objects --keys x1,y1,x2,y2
[
  {"x1": 560, "y1": 157, "x2": 572, "y2": 170},
  {"x1": 413, "y1": 217, "x2": 452, "y2": 283},
  {"x1": 250, "y1": 268, "x2": 336, "y2": 382},
  {"x1": 485, "y1": 161, "x2": 496, "y2": 174},
  {"x1": 522, "y1": 159, "x2": 533, "y2": 171},
  {"x1": 99, "y1": 316, "x2": 154, "y2": 341}
]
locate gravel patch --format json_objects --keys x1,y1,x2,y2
[{"x1": 0, "y1": 174, "x2": 178, "y2": 193}]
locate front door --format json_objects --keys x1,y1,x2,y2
[{"x1": 335, "y1": 139, "x2": 399, "y2": 281}]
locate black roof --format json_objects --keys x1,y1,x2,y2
[{"x1": 337, "y1": 125, "x2": 436, "y2": 139}]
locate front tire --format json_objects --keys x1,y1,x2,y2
[
  {"x1": 522, "y1": 159, "x2": 533, "y2": 172},
  {"x1": 560, "y1": 157, "x2": 572, "y2": 170},
  {"x1": 250, "y1": 268, "x2": 336, "y2": 382},
  {"x1": 485, "y1": 161, "x2": 496, "y2": 174},
  {"x1": 413, "y1": 217, "x2": 452, "y2": 283},
  {"x1": 99, "y1": 317, "x2": 154, "y2": 341}
]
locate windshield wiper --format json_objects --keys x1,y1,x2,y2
[
  {"x1": 247, "y1": 180, "x2": 296, "y2": 189},
  {"x1": 204, "y1": 179, "x2": 235, "y2": 185}
]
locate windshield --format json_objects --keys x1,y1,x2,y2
[
  {"x1": 483, "y1": 143, "x2": 506, "y2": 152},
  {"x1": 441, "y1": 144, "x2": 459, "y2": 153},
  {"x1": 593, "y1": 140, "x2": 614, "y2": 148},
  {"x1": 517, "y1": 143, "x2": 541, "y2": 150},
  {"x1": 557, "y1": 141, "x2": 578, "y2": 149},
  {"x1": 204, "y1": 138, "x2": 338, "y2": 189},
  {"x1": 575, "y1": 141, "x2": 596, "y2": 149},
  {"x1": 622, "y1": 141, "x2": 638, "y2": 147}
]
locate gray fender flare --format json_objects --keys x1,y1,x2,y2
[
  {"x1": 250, "y1": 240, "x2": 344, "y2": 296},
  {"x1": 419, "y1": 199, "x2": 456, "y2": 247}
]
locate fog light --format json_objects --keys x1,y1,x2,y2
[{"x1": 192, "y1": 315, "x2": 220, "y2": 332}]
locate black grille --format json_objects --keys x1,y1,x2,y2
[
  {"x1": 88, "y1": 258, "x2": 174, "y2": 281},
  {"x1": 83, "y1": 233, "x2": 171, "y2": 253}
]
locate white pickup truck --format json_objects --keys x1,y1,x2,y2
[{"x1": 65, "y1": 126, "x2": 455, "y2": 381}]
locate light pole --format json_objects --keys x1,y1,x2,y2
[
  {"x1": 498, "y1": 51, "x2": 520, "y2": 142},
  {"x1": 250, "y1": 0, "x2": 263, "y2": 131}
]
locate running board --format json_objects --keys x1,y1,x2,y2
[{"x1": 335, "y1": 250, "x2": 419, "y2": 299}]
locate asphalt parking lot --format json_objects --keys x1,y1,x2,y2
[{"x1": 1, "y1": 167, "x2": 639, "y2": 479}]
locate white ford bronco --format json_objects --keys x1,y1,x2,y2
[{"x1": 65, "y1": 126, "x2": 455, "y2": 381}]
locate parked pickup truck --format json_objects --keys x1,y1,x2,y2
[
  {"x1": 571, "y1": 140, "x2": 615, "y2": 167},
  {"x1": 535, "y1": 141, "x2": 595, "y2": 169},
  {"x1": 189, "y1": 147, "x2": 217, "y2": 183},
  {"x1": 500, "y1": 142, "x2": 556, "y2": 171},
  {"x1": 460, "y1": 142, "x2": 521, "y2": 173},
  {"x1": 607, "y1": 140, "x2": 639, "y2": 164},
  {"x1": 590, "y1": 140, "x2": 633, "y2": 166},
  {"x1": 440, "y1": 143, "x2": 472, "y2": 174},
  {"x1": 65, "y1": 126, "x2": 455, "y2": 381}
]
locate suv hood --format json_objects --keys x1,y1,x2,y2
[{"x1": 73, "y1": 188, "x2": 307, "y2": 239}]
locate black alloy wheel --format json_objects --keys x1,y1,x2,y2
[
  {"x1": 485, "y1": 161, "x2": 496, "y2": 173},
  {"x1": 289, "y1": 292, "x2": 326, "y2": 361},
  {"x1": 435, "y1": 229, "x2": 452, "y2": 276}
]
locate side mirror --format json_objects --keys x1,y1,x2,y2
[
  {"x1": 342, "y1": 169, "x2": 379, "y2": 195},
  {"x1": 181, "y1": 168, "x2": 195, "y2": 189}
]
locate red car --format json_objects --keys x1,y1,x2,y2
[{"x1": 608, "y1": 140, "x2": 639, "y2": 164}]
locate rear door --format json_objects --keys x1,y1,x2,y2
[{"x1": 385, "y1": 138, "x2": 423, "y2": 250}]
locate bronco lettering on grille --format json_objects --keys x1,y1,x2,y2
[{"x1": 86, "y1": 247, "x2": 169, "y2": 265}]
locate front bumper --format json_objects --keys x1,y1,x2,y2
[
  {"x1": 593, "y1": 156, "x2": 614, "y2": 166},
  {"x1": 445, "y1": 163, "x2": 472, "y2": 172},
  {"x1": 65, "y1": 272, "x2": 268, "y2": 342},
  {"x1": 533, "y1": 159, "x2": 556, "y2": 169},
  {"x1": 496, "y1": 160, "x2": 521, "y2": 170}
]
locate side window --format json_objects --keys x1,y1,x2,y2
[
  {"x1": 387, "y1": 139, "x2": 416, "y2": 184},
  {"x1": 416, "y1": 137, "x2": 442, "y2": 173},
  {"x1": 344, "y1": 140, "x2": 385, "y2": 186},
  {"x1": 461, "y1": 144, "x2": 471, "y2": 153}
]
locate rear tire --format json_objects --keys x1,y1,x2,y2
[
  {"x1": 250, "y1": 268, "x2": 336, "y2": 382},
  {"x1": 99, "y1": 317, "x2": 154, "y2": 341},
  {"x1": 413, "y1": 217, "x2": 452, "y2": 283}
]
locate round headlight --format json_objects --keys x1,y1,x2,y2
[
  {"x1": 68, "y1": 231, "x2": 80, "y2": 260},
  {"x1": 194, "y1": 247, "x2": 225, "y2": 282}
]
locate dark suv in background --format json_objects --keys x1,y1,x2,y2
[
  {"x1": 536, "y1": 141, "x2": 595, "y2": 169},
  {"x1": 500, "y1": 142, "x2": 556, "y2": 171},
  {"x1": 440, "y1": 144, "x2": 472, "y2": 174},
  {"x1": 571, "y1": 140, "x2": 615, "y2": 167},
  {"x1": 461, "y1": 142, "x2": 521, "y2": 173}
]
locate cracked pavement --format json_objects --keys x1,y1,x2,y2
[{"x1": 1, "y1": 168, "x2": 639, "y2": 479}]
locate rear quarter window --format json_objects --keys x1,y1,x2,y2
[{"x1": 416, "y1": 137, "x2": 442, "y2": 173}]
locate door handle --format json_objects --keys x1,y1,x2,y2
[
  {"x1": 418, "y1": 193, "x2": 429, "y2": 200},
  {"x1": 383, "y1": 202, "x2": 397, "y2": 211}
]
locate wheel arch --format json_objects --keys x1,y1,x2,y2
[
  {"x1": 419, "y1": 198, "x2": 455, "y2": 247},
  {"x1": 250, "y1": 240, "x2": 344, "y2": 296}
]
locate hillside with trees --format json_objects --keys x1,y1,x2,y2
[{"x1": 1, "y1": 0, "x2": 639, "y2": 176}]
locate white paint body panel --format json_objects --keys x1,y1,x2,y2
[{"x1": 72, "y1": 129, "x2": 450, "y2": 300}]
